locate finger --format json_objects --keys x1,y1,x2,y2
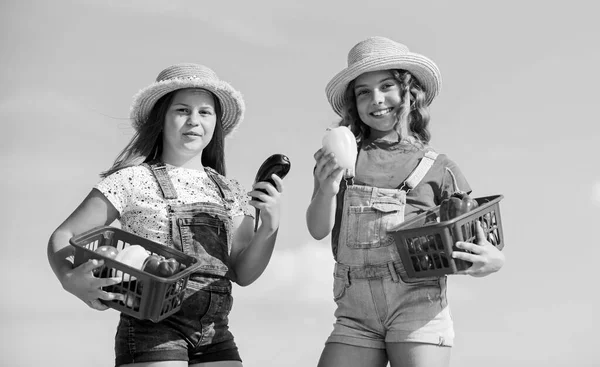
[
  {"x1": 318, "y1": 161, "x2": 341, "y2": 183},
  {"x1": 451, "y1": 250, "x2": 480, "y2": 263},
  {"x1": 454, "y1": 241, "x2": 482, "y2": 255},
  {"x1": 88, "y1": 299, "x2": 109, "y2": 311},
  {"x1": 80, "y1": 259, "x2": 104, "y2": 274},
  {"x1": 270, "y1": 174, "x2": 284, "y2": 193},
  {"x1": 248, "y1": 196, "x2": 274, "y2": 210},
  {"x1": 248, "y1": 188, "x2": 272, "y2": 204},
  {"x1": 97, "y1": 290, "x2": 125, "y2": 303},
  {"x1": 97, "y1": 276, "x2": 123, "y2": 287},
  {"x1": 314, "y1": 154, "x2": 334, "y2": 178},
  {"x1": 328, "y1": 166, "x2": 345, "y2": 181},
  {"x1": 252, "y1": 181, "x2": 280, "y2": 197},
  {"x1": 474, "y1": 221, "x2": 487, "y2": 245},
  {"x1": 314, "y1": 148, "x2": 326, "y2": 161}
]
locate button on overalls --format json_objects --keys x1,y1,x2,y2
[{"x1": 327, "y1": 151, "x2": 454, "y2": 347}]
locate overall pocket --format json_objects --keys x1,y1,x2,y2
[
  {"x1": 176, "y1": 215, "x2": 229, "y2": 275},
  {"x1": 197, "y1": 291, "x2": 234, "y2": 347},
  {"x1": 333, "y1": 275, "x2": 348, "y2": 302},
  {"x1": 346, "y1": 201, "x2": 404, "y2": 249}
]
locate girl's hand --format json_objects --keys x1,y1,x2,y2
[
  {"x1": 313, "y1": 148, "x2": 345, "y2": 197},
  {"x1": 60, "y1": 259, "x2": 125, "y2": 310},
  {"x1": 452, "y1": 221, "x2": 505, "y2": 277},
  {"x1": 248, "y1": 174, "x2": 283, "y2": 232}
]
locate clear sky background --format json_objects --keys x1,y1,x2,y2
[{"x1": 1, "y1": 0, "x2": 598, "y2": 366}]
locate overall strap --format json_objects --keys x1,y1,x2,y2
[
  {"x1": 144, "y1": 160, "x2": 178, "y2": 200},
  {"x1": 204, "y1": 167, "x2": 234, "y2": 210},
  {"x1": 399, "y1": 150, "x2": 439, "y2": 193}
]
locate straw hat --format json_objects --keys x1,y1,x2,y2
[
  {"x1": 130, "y1": 63, "x2": 245, "y2": 136},
  {"x1": 325, "y1": 36, "x2": 442, "y2": 116}
]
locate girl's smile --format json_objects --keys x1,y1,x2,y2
[{"x1": 370, "y1": 107, "x2": 394, "y2": 117}]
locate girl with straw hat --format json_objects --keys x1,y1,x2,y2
[
  {"x1": 306, "y1": 37, "x2": 505, "y2": 367},
  {"x1": 48, "y1": 63, "x2": 283, "y2": 366}
]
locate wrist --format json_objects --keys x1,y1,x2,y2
[
  {"x1": 316, "y1": 188, "x2": 337, "y2": 200},
  {"x1": 257, "y1": 220, "x2": 279, "y2": 236}
]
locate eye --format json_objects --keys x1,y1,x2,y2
[
  {"x1": 381, "y1": 82, "x2": 395, "y2": 90},
  {"x1": 199, "y1": 109, "x2": 214, "y2": 116},
  {"x1": 356, "y1": 89, "x2": 369, "y2": 96},
  {"x1": 176, "y1": 108, "x2": 190, "y2": 114}
]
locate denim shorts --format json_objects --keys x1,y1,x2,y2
[
  {"x1": 326, "y1": 261, "x2": 454, "y2": 349},
  {"x1": 115, "y1": 288, "x2": 241, "y2": 366}
]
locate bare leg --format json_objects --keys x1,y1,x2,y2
[
  {"x1": 386, "y1": 342, "x2": 451, "y2": 367},
  {"x1": 317, "y1": 342, "x2": 388, "y2": 367}
]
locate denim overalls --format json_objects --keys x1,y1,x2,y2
[
  {"x1": 327, "y1": 151, "x2": 455, "y2": 348},
  {"x1": 115, "y1": 161, "x2": 241, "y2": 365}
]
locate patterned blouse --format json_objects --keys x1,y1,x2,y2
[{"x1": 95, "y1": 164, "x2": 254, "y2": 246}]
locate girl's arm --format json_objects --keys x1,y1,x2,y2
[
  {"x1": 48, "y1": 189, "x2": 125, "y2": 309},
  {"x1": 306, "y1": 148, "x2": 345, "y2": 240},
  {"x1": 228, "y1": 175, "x2": 283, "y2": 287}
]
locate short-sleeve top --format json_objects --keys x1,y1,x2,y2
[
  {"x1": 95, "y1": 164, "x2": 254, "y2": 246},
  {"x1": 354, "y1": 139, "x2": 471, "y2": 218}
]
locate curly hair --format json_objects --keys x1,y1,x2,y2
[
  {"x1": 339, "y1": 69, "x2": 431, "y2": 148},
  {"x1": 101, "y1": 89, "x2": 226, "y2": 178}
]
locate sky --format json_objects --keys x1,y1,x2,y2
[{"x1": 1, "y1": 0, "x2": 598, "y2": 366}]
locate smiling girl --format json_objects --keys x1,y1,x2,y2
[{"x1": 306, "y1": 37, "x2": 505, "y2": 367}]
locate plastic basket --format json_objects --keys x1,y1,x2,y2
[
  {"x1": 390, "y1": 195, "x2": 504, "y2": 279},
  {"x1": 70, "y1": 226, "x2": 202, "y2": 322}
]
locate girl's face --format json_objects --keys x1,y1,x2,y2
[
  {"x1": 162, "y1": 88, "x2": 217, "y2": 161},
  {"x1": 353, "y1": 70, "x2": 402, "y2": 137}
]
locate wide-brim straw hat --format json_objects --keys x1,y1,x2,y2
[
  {"x1": 130, "y1": 63, "x2": 245, "y2": 136},
  {"x1": 325, "y1": 36, "x2": 442, "y2": 116}
]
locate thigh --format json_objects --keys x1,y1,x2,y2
[
  {"x1": 190, "y1": 362, "x2": 243, "y2": 367},
  {"x1": 386, "y1": 342, "x2": 451, "y2": 367},
  {"x1": 317, "y1": 342, "x2": 388, "y2": 367}
]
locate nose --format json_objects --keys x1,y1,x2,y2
[
  {"x1": 187, "y1": 111, "x2": 201, "y2": 126},
  {"x1": 372, "y1": 89, "x2": 385, "y2": 105}
]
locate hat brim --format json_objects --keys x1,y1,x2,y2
[
  {"x1": 325, "y1": 53, "x2": 442, "y2": 116},
  {"x1": 130, "y1": 78, "x2": 245, "y2": 136}
]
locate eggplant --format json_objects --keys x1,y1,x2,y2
[{"x1": 252, "y1": 154, "x2": 291, "y2": 231}]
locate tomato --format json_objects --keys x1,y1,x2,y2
[{"x1": 95, "y1": 245, "x2": 119, "y2": 259}]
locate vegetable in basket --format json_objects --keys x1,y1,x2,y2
[
  {"x1": 95, "y1": 245, "x2": 119, "y2": 259},
  {"x1": 142, "y1": 254, "x2": 185, "y2": 277},
  {"x1": 439, "y1": 192, "x2": 479, "y2": 221},
  {"x1": 112, "y1": 245, "x2": 150, "y2": 279}
]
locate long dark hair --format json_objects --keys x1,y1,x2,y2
[
  {"x1": 101, "y1": 89, "x2": 226, "y2": 177},
  {"x1": 339, "y1": 69, "x2": 431, "y2": 148}
]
